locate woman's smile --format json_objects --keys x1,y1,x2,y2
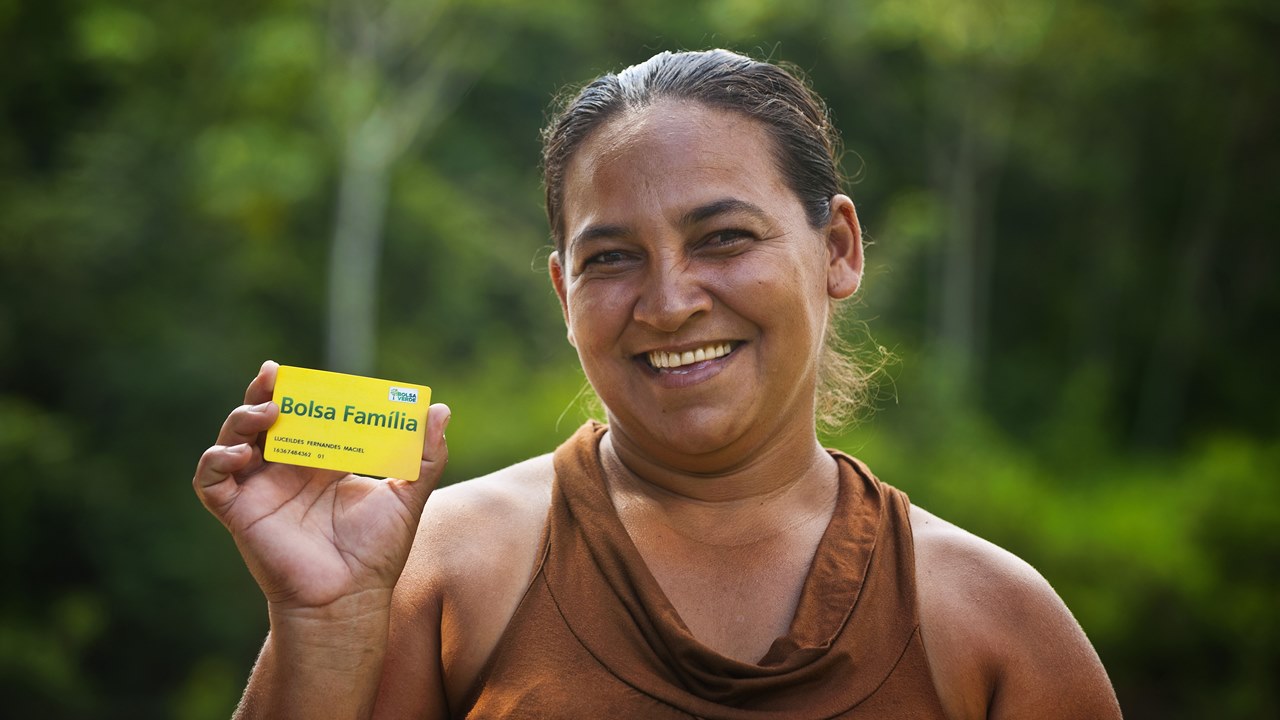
[
  {"x1": 644, "y1": 341, "x2": 738, "y2": 371},
  {"x1": 634, "y1": 341, "x2": 744, "y2": 389},
  {"x1": 548, "y1": 98, "x2": 846, "y2": 461}
]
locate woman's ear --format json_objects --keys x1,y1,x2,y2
[
  {"x1": 549, "y1": 251, "x2": 576, "y2": 348},
  {"x1": 825, "y1": 194, "x2": 863, "y2": 299}
]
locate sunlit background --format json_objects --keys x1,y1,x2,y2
[{"x1": 2, "y1": 0, "x2": 1277, "y2": 717}]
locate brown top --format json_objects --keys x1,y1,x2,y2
[{"x1": 459, "y1": 422, "x2": 948, "y2": 719}]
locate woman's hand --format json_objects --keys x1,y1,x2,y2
[{"x1": 193, "y1": 360, "x2": 451, "y2": 616}]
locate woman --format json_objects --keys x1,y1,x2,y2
[{"x1": 194, "y1": 50, "x2": 1122, "y2": 719}]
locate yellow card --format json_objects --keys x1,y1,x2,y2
[{"x1": 264, "y1": 365, "x2": 432, "y2": 480}]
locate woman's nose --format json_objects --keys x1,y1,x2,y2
[{"x1": 632, "y1": 256, "x2": 713, "y2": 333}]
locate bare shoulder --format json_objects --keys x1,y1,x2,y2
[
  {"x1": 909, "y1": 505, "x2": 1122, "y2": 720},
  {"x1": 376, "y1": 454, "x2": 556, "y2": 718},
  {"x1": 414, "y1": 454, "x2": 556, "y2": 587}
]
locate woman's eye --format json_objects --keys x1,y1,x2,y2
[
  {"x1": 583, "y1": 250, "x2": 630, "y2": 268},
  {"x1": 705, "y1": 229, "x2": 754, "y2": 248},
  {"x1": 591, "y1": 251, "x2": 624, "y2": 264}
]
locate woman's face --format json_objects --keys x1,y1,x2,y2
[{"x1": 551, "y1": 100, "x2": 862, "y2": 468}]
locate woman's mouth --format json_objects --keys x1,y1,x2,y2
[{"x1": 644, "y1": 342, "x2": 738, "y2": 371}]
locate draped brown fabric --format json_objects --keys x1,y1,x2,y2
[{"x1": 459, "y1": 422, "x2": 948, "y2": 719}]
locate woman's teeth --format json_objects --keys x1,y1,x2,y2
[{"x1": 647, "y1": 343, "x2": 734, "y2": 369}]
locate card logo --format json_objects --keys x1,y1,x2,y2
[{"x1": 388, "y1": 387, "x2": 419, "y2": 404}]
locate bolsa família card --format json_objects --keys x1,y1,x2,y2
[{"x1": 264, "y1": 365, "x2": 432, "y2": 480}]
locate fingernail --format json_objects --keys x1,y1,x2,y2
[{"x1": 252, "y1": 401, "x2": 272, "y2": 412}]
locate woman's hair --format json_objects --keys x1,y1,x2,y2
[
  {"x1": 542, "y1": 49, "x2": 841, "y2": 251},
  {"x1": 541, "y1": 49, "x2": 881, "y2": 431}
]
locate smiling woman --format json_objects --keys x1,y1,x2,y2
[
  {"x1": 549, "y1": 99, "x2": 859, "y2": 470},
  {"x1": 193, "y1": 49, "x2": 1123, "y2": 720},
  {"x1": 544, "y1": 51, "x2": 872, "y2": 435}
]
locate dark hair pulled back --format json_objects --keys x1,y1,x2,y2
[
  {"x1": 540, "y1": 49, "x2": 883, "y2": 431},
  {"x1": 541, "y1": 49, "x2": 844, "y2": 251}
]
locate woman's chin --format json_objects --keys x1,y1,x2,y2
[{"x1": 606, "y1": 407, "x2": 756, "y2": 468}]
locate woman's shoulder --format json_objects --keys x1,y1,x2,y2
[
  {"x1": 909, "y1": 504, "x2": 1057, "y2": 655},
  {"x1": 909, "y1": 505, "x2": 1121, "y2": 719},
  {"x1": 410, "y1": 453, "x2": 556, "y2": 587},
  {"x1": 391, "y1": 453, "x2": 559, "y2": 707},
  {"x1": 909, "y1": 504, "x2": 1048, "y2": 607},
  {"x1": 427, "y1": 453, "x2": 557, "y2": 523}
]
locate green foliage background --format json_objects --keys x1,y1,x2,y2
[{"x1": 2, "y1": 0, "x2": 1276, "y2": 717}]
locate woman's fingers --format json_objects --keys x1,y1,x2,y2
[
  {"x1": 395, "y1": 403, "x2": 451, "y2": 510},
  {"x1": 196, "y1": 361, "x2": 281, "y2": 513},
  {"x1": 193, "y1": 442, "x2": 254, "y2": 512},
  {"x1": 243, "y1": 360, "x2": 279, "y2": 406},
  {"x1": 216, "y1": 400, "x2": 280, "y2": 447},
  {"x1": 419, "y1": 403, "x2": 451, "y2": 480}
]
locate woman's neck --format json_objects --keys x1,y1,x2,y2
[{"x1": 599, "y1": 424, "x2": 839, "y2": 547}]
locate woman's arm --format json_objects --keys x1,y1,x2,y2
[
  {"x1": 911, "y1": 506, "x2": 1123, "y2": 720},
  {"x1": 193, "y1": 361, "x2": 452, "y2": 720},
  {"x1": 371, "y1": 456, "x2": 556, "y2": 716},
  {"x1": 236, "y1": 593, "x2": 396, "y2": 719}
]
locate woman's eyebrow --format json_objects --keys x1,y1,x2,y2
[
  {"x1": 680, "y1": 198, "x2": 769, "y2": 227},
  {"x1": 569, "y1": 198, "x2": 768, "y2": 253},
  {"x1": 570, "y1": 223, "x2": 629, "y2": 254}
]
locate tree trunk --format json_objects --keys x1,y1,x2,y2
[
  {"x1": 1131, "y1": 97, "x2": 1239, "y2": 447},
  {"x1": 319, "y1": 1, "x2": 505, "y2": 374},
  {"x1": 326, "y1": 113, "x2": 394, "y2": 375},
  {"x1": 932, "y1": 69, "x2": 1013, "y2": 401}
]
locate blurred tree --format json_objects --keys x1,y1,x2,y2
[
  {"x1": 322, "y1": 0, "x2": 515, "y2": 375},
  {"x1": 0, "y1": 0, "x2": 1275, "y2": 717}
]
